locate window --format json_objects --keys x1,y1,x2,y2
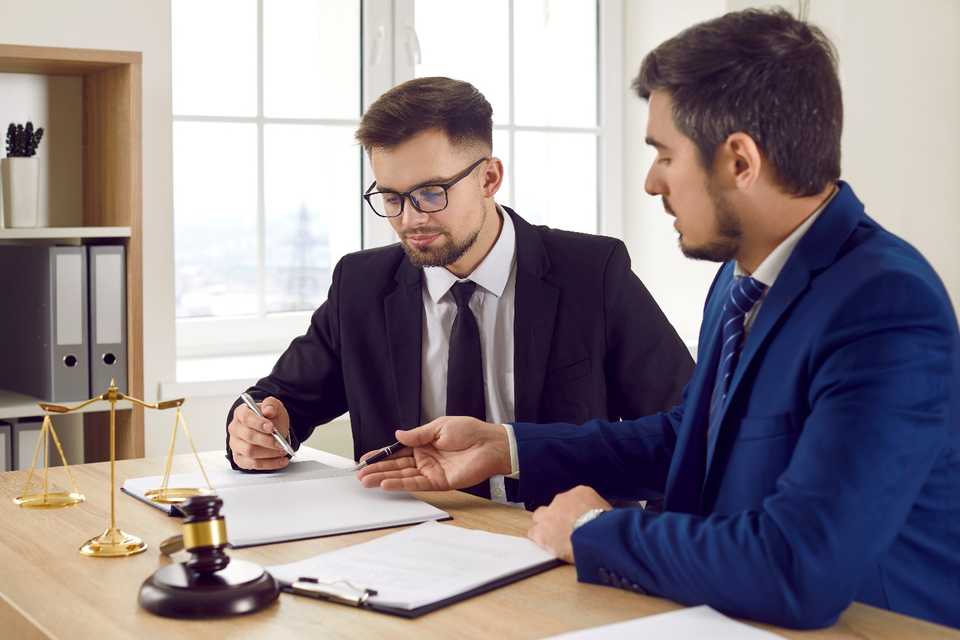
[
  {"x1": 413, "y1": 0, "x2": 601, "y2": 233},
  {"x1": 173, "y1": 0, "x2": 621, "y2": 366},
  {"x1": 172, "y1": 0, "x2": 363, "y2": 358}
]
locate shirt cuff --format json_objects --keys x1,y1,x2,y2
[{"x1": 502, "y1": 423, "x2": 519, "y2": 478}]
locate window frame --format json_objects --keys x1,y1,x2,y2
[{"x1": 174, "y1": 0, "x2": 624, "y2": 362}]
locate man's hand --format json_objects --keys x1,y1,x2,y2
[
  {"x1": 228, "y1": 396, "x2": 292, "y2": 471},
  {"x1": 356, "y1": 417, "x2": 511, "y2": 491},
  {"x1": 528, "y1": 486, "x2": 612, "y2": 563}
]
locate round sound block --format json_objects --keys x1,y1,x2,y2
[{"x1": 139, "y1": 560, "x2": 279, "y2": 618}]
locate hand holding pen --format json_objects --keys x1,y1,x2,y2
[
  {"x1": 227, "y1": 393, "x2": 296, "y2": 471},
  {"x1": 240, "y1": 393, "x2": 296, "y2": 457}
]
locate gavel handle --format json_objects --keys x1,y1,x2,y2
[{"x1": 159, "y1": 534, "x2": 184, "y2": 556}]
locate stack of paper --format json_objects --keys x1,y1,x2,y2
[
  {"x1": 122, "y1": 460, "x2": 450, "y2": 547},
  {"x1": 122, "y1": 460, "x2": 353, "y2": 514}
]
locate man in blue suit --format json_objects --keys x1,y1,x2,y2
[{"x1": 356, "y1": 8, "x2": 959, "y2": 630}]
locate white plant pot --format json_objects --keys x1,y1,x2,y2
[{"x1": 1, "y1": 157, "x2": 40, "y2": 228}]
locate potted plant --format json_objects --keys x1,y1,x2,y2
[{"x1": 1, "y1": 121, "x2": 45, "y2": 228}]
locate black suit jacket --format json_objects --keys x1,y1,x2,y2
[{"x1": 226, "y1": 207, "x2": 693, "y2": 465}]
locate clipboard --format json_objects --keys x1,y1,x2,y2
[{"x1": 278, "y1": 558, "x2": 562, "y2": 618}]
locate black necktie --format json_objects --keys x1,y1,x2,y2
[
  {"x1": 445, "y1": 281, "x2": 486, "y2": 421},
  {"x1": 445, "y1": 281, "x2": 491, "y2": 500}
]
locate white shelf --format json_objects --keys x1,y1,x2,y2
[
  {"x1": 0, "y1": 226, "x2": 131, "y2": 240},
  {"x1": 0, "y1": 389, "x2": 132, "y2": 421}
]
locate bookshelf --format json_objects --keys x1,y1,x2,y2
[
  {"x1": 0, "y1": 226, "x2": 130, "y2": 240},
  {"x1": 0, "y1": 44, "x2": 143, "y2": 464}
]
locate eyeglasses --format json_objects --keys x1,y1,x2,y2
[{"x1": 363, "y1": 157, "x2": 489, "y2": 218}]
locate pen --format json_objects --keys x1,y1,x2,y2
[
  {"x1": 353, "y1": 440, "x2": 404, "y2": 470},
  {"x1": 239, "y1": 392, "x2": 296, "y2": 458}
]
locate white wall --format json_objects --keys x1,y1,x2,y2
[
  {"x1": 0, "y1": 73, "x2": 82, "y2": 227},
  {"x1": 0, "y1": 0, "x2": 179, "y2": 457},
  {"x1": 623, "y1": 0, "x2": 960, "y2": 348},
  {"x1": 623, "y1": 0, "x2": 729, "y2": 347}
]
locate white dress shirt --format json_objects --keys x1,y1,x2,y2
[
  {"x1": 503, "y1": 186, "x2": 839, "y2": 477},
  {"x1": 735, "y1": 187, "x2": 837, "y2": 334},
  {"x1": 421, "y1": 205, "x2": 519, "y2": 503}
]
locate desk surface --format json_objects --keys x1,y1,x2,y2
[{"x1": 0, "y1": 448, "x2": 956, "y2": 640}]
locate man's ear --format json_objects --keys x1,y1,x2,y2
[
  {"x1": 481, "y1": 157, "x2": 504, "y2": 198},
  {"x1": 715, "y1": 132, "x2": 762, "y2": 192}
]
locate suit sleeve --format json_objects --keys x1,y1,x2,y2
[
  {"x1": 569, "y1": 271, "x2": 956, "y2": 629},
  {"x1": 225, "y1": 258, "x2": 350, "y2": 470},
  {"x1": 513, "y1": 396, "x2": 686, "y2": 508},
  {"x1": 602, "y1": 241, "x2": 694, "y2": 419}
]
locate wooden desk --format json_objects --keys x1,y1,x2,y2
[{"x1": 0, "y1": 449, "x2": 956, "y2": 639}]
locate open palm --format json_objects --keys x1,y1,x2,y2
[{"x1": 356, "y1": 417, "x2": 510, "y2": 492}]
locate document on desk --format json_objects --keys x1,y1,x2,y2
[
  {"x1": 122, "y1": 461, "x2": 450, "y2": 547},
  {"x1": 122, "y1": 460, "x2": 354, "y2": 515},
  {"x1": 544, "y1": 605, "x2": 784, "y2": 639},
  {"x1": 267, "y1": 520, "x2": 561, "y2": 617}
]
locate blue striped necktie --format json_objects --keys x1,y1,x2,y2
[{"x1": 708, "y1": 276, "x2": 768, "y2": 443}]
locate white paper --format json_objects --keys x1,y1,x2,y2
[
  {"x1": 217, "y1": 475, "x2": 449, "y2": 547},
  {"x1": 268, "y1": 520, "x2": 557, "y2": 610},
  {"x1": 544, "y1": 605, "x2": 785, "y2": 639},
  {"x1": 122, "y1": 458, "x2": 353, "y2": 502}
]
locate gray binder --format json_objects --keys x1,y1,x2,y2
[
  {"x1": 13, "y1": 418, "x2": 45, "y2": 471},
  {"x1": 0, "y1": 245, "x2": 90, "y2": 402},
  {"x1": 0, "y1": 421, "x2": 11, "y2": 471},
  {"x1": 88, "y1": 246, "x2": 127, "y2": 395}
]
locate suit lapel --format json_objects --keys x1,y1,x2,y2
[
  {"x1": 508, "y1": 208, "x2": 560, "y2": 423},
  {"x1": 663, "y1": 264, "x2": 731, "y2": 513},
  {"x1": 702, "y1": 182, "x2": 865, "y2": 488},
  {"x1": 384, "y1": 259, "x2": 423, "y2": 428}
]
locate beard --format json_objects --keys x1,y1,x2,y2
[
  {"x1": 400, "y1": 204, "x2": 487, "y2": 268},
  {"x1": 677, "y1": 177, "x2": 742, "y2": 262},
  {"x1": 401, "y1": 226, "x2": 482, "y2": 268}
]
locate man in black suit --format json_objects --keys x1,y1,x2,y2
[{"x1": 226, "y1": 77, "x2": 693, "y2": 502}]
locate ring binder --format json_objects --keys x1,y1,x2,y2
[{"x1": 285, "y1": 577, "x2": 378, "y2": 607}]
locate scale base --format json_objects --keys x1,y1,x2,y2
[
  {"x1": 14, "y1": 491, "x2": 85, "y2": 509},
  {"x1": 80, "y1": 527, "x2": 148, "y2": 557}
]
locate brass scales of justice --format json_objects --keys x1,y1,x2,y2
[{"x1": 13, "y1": 380, "x2": 215, "y2": 557}]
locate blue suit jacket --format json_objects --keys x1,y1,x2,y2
[{"x1": 513, "y1": 183, "x2": 960, "y2": 629}]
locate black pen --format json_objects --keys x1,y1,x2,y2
[{"x1": 353, "y1": 440, "x2": 404, "y2": 470}]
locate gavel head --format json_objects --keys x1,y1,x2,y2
[{"x1": 179, "y1": 494, "x2": 230, "y2": 575}]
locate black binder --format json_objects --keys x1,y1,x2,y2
[{"x1": 278, "y1": 557, "x2": 562, "y2": 618}]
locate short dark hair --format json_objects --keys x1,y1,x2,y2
[
  {"x1": 634, "y1": 8, "x2": 842, "y2": 197},
  {"x1": 356, "y1": 77, "x2": 493, "y2": 152}
]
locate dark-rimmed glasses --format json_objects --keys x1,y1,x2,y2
[{"x1": 363, "y1": 157, "x2": 489, "y2": 218}]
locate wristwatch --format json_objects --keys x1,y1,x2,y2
[{"x1": 573, "y1": 507, "x2": 608, "y2": 531}]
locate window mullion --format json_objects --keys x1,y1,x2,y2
[{"x1": 257, "y1": 0, "x2": 267, "y2": 319}]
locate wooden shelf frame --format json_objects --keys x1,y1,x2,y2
[
  {"x1": 0, "y1": 226, "x2": 131, "y2": 240},
  {"x1": 0, "y1": 44, "x2": 144, "y2": 462}
]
